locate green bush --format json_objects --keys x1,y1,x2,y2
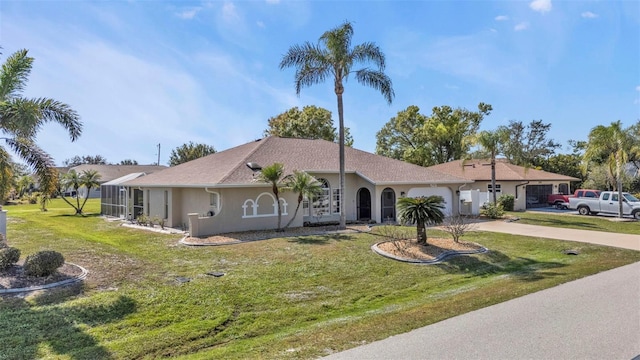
[
  {"x1": 481, "y1": 202, "x2": 505, "y2": 219},
  {"x1": 498, "y1": 194, "x2": 515, "y2": 211},
  {"x1": 0, "y1": 247, "x2": 20, "y2": 270},
  {"x1": 24, "y1": 250, "x2": 65, "y2": 277}
]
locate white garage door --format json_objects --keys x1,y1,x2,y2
[{"x1": 407, "y1": 187, "x2": 453, "y2": 216}]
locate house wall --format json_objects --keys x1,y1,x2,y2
[
  {"x1": 462, "y1": 181, "x2": 569, "y2": 211},
  {"x1": 372, "y1": 183, "x2": 465, "y2": 223},
  {"x1": 156, "y1": 187, "x2": 302, "y2": 235},
  {"x1": 303, "y1": 172, "x2": 365, "y2": 224}
]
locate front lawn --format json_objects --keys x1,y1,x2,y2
[
  {"x1": 508, "y1": 211, "x2": 640, "y2": 235},
  {"x1": 2, "y1": 199, "x2": 639, "y2": 359}
]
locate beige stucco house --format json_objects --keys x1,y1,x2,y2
[
  {"x1": 121, "y1": 137, "x2": 471, "y2": 236},
  {"x1": 426, "y1": 159, "x2": 581, "y2": 211}
]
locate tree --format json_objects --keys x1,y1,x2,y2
[
  {"x1": 62, "y1": 155, "x2": 107, "y2": 166},
  {"x1": 283, "y1": 170, "x2": 322, "y2": 229},
  {"x1": 16, "y1": 174, "x2": 32, "y2": 197},
  {"x1": 582, "y1": 121, "x2": 635, "y2": 218},
  {"x1": 475, "y1": 129, "x2": 508, "y2": 205},
  {"x1": 168, "y1": 142, "x2": 216, "y2": 166},
  {"x1": 540, "y1": 153, "x2": 584, "y2": 191},
  {"x1": 499, "y1": 120, "x2": 560, "y2": 167},
  {"x1": 376, "y1": 105, "x2": 430, "y2": 166},
  {"x1": 256, "y1": 163, "x2": 286, "y2": 231},
  {"x1": 264, "y1": 105, "x2": 354, "y2": 146},
  {"x1": 280, "y1": 21, "x2": 394, "y2": 230},
  {"x1": 396, "y1": 196, "x2": 445, "y2": 245},
  {"x1": 0, "y1": 49, "x2": 82, "y2": 195},
  {"x1": 59, "y1": 169, "x2": 101, "y2": 215},
  {"x1": 119, "y1": 159, "x2": 138, "y2": 165},
  {"x1": 376, "y1": 103, "x2": 491, "y2": 166}
]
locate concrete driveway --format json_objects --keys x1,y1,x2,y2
[{"x1": 324, "y1": 222, "x2": 640, "y2": 359}]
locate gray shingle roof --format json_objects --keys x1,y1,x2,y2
[
  {"x1": 427, "y1": 159, "x2": 581, "y2": 182},
  {"x1": 124, "y1": 137, "x2": 468, "y2": 187}
]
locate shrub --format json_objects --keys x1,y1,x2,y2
[
  {"x1": 0, "y1": 247, "x2": 20, "y2": 270},
  {"x1": 24, "y1": 250, "x2": 65, "y2": 277},
  {"x1": 441, "y1": 215, "x2": 478, "y2": 243},
  {"x1": 498, "y1": 194, "x2": 515, "y2": 211},
  {"x1": 481, "y1": 202, "x2": 504, "y2": 219}
]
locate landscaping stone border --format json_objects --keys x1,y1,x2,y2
[
  {"x1": 371, "y1": 241, "x2": 488, "y2": 265},
  {"x1": 0, "y1": 263, "x2": 88, "y2": 294}
]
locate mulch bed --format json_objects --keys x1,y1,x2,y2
[
  {"x1": 0, "y1": 262, "x2": 83, "y2": 290},
  {"x1": 377, "y1": 237, "x2": 483, "y2": 261}
]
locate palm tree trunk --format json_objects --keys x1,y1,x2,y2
[
  {"x1": 284, "y1": 199, "x2": 302, "y2": 229},
  {"x1": 617, "y1": 155, "x2": 623, "y2": 218},
  {"x1": 491, "y1": 155, "x2": 497, "y2": 204},
  {"x1": 416, "y1": 220, "x2": 426, "y2": 245},
  {"x1": 274, "y1": 188, "x2": 282, "y2": 230},
  {"x1": 75, "y1": 187, "x2": 82, "y2": 214},
  {"x1": 337, "y1": 92, "x2": 346, "y2": 230},
  {"x1": 79, "y1": 186, "x2": 92, "y2": 214}
]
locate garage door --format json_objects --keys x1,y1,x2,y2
[
  {"x1": 407, "y1": 187, "x2": 453, "y2": 216},
  {"x1": 526, "y1": 184, "x2": 553, "y2": 208}
]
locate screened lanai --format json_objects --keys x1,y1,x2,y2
[{"x1": 100, "y1": 172, "x2": 146, "y2": 219}]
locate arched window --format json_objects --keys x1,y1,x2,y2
[{"x1": 312, "y1": 178, "x2": 331, "y2": 217}]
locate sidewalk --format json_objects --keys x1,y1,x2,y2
[{"x1": 473, "y1": 220, "x2": 640, "y2": 250}]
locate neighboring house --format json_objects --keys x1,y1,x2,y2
[
  {"x1": 122, "y1": 137, "x2": 471, "y2": 236},
  {"x1": 426, "y1": 159, "x2": 581, "y2": 211},
  {"x1": 60, "y1": 164, "x2": 167, "y2": 198}
]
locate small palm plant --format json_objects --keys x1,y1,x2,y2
[
  {"x1": 397, "y1": 196, "x2": 445, "y2": 245},
  {"x1": 256, "y1": 163, "x2": 286, "y2": 231},
  {"x1": 283, "y1": 171, "x2": 322, "y2": 229}
]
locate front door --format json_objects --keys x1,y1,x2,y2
[
  {"x1": 381, "y1": 188, "x2": 396, "y2": 222},
  {"x1": 357, "y1": 188, "x2": 371, "y2": 221}
]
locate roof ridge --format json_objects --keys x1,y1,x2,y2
[{"x1": 217, "y1": 137, "x2": 269, "y2": 184}]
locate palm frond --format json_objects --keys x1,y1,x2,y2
[
  {"x1": 0, "y1": 49, "x2": 32, "y2": 100},
  {"x1": 354, "y1": 70, "x2": 394, "y2": 104},
  {"x1": 32, "y1": 98, "x2": 82, "y2": 141},
  {"x1": 351, "y1": 42, "x2": 386, "y2": 70},
  {"x1": 4, "y1": 137, "x2": 56, "y2": 191}
]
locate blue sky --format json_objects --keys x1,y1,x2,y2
[{"x1": 2, "y1": 0, "x2": 639, "y2": 166}]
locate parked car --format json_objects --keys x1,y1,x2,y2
[
  {"x1": 547, "y1": 189, "x2": 601, "y2": 208},
  {"x1": 567, "y1": 191, "x2": 640, "y2": 219}
]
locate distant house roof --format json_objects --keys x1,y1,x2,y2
[
  {"x1": 426, "y1": 159, "x2": 581, "y2": 182},
  {"x1": 124, "y1": 136, "x2": 469, "y2": 187},
  {"x1": 102, "y1": 172, "x2": 148, "y2": 186},
  {"x1": 65, "y1": 164, "x2": 167, "y2": 183}
]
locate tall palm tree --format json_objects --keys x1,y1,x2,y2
[
  {"x1": 475, "y1": 130, "x2": 507, "y2": 204},
  {"x1": 583, "y1": 121, "x2": 634, "y2": 218},
  {"x1": 283, "y1": 170, "x2": 322, "y2": 229},
  {"x1": 397, "y1": 196, "x2": 445, "y2": 245},
  {"x1": 0, "y1": 49, "x2": 82, "y2": 193},
  {"x1": 256, "y1": 163, "x2": 286, "y2": 231},
  {"x1": 280, "y1": 21, "x2": 394, "y2": 229}
]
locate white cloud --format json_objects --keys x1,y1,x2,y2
[
  {"x1": 256, "y1": 20, "x2": 265, "y2": 28},
  {"x1": 222, "y1": 2, "x2": 240, "y2": 23},
  {"x1": 495, "y1": 15, "x2": 509, "y2": 21},
  {"x1": 530, "y1": 0, "x2": 552, "y2": 13},
  {"x1": 581, "y1": 11, "x2": 598, "y2": 19},
  {"x1": 636, "y1": 85, "x2": 640, "y2": 91},
  {"x1": 514, "y1": 22, "x2": 530, "y2": 31},
  {"x1": 265, "y1": 0, "x2": 280, "y2": 4},
  {"x1": 176, "y1": 8, "x2": 201, "y2": 20}
]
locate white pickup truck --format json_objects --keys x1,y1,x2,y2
[{"x1": 568, "y1": 191, "x2": 640, "y2": 219}]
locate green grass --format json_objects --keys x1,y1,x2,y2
[
  {"x1": 1, "y1": 199, "x2": 639, "y2": 359},
  {"x1": 508, "y1": 211, "x2": 640, "y2": 235}
]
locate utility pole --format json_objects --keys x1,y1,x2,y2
[{"x1": 156, "y1": 143, "x2": 161, "y2": 166}]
